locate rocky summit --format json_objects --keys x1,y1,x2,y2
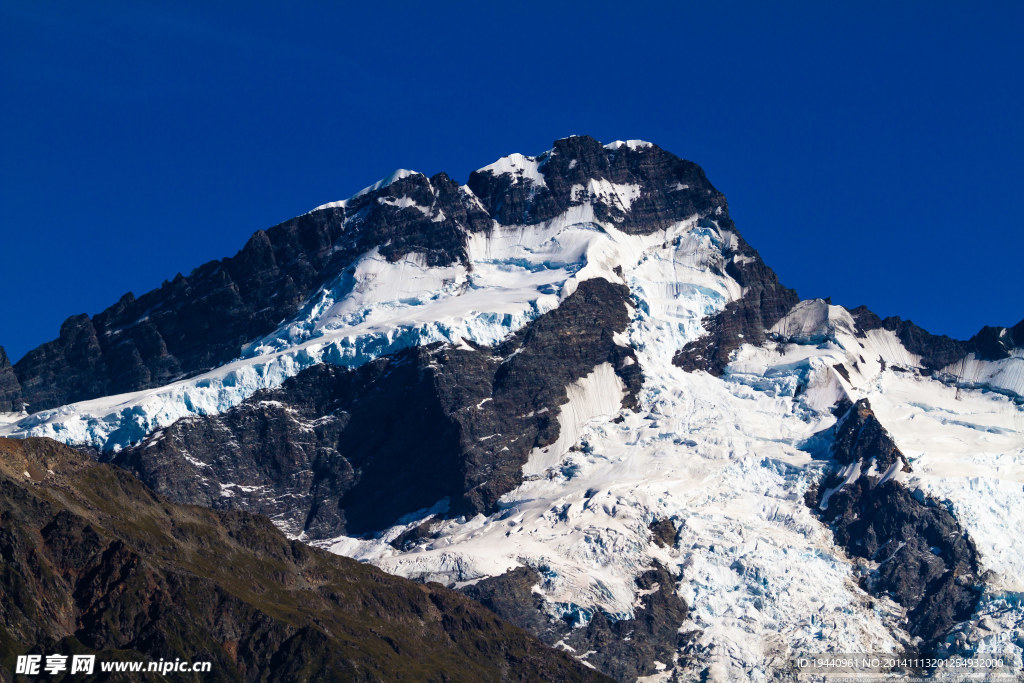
[{"x1": 2, "y1": 137, "x2": 1022, "y2": 681}]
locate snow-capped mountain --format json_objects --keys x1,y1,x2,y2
[{"x1": 1, "y1": 136, "x2": 1021, "y2": 681}]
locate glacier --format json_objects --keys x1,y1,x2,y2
[
  {"x1": 316, "y1": 232, "x2": 913, "y2": 680},
  {"x1": 318, "y1": 244, "x2": 1023, "y2": 679}
]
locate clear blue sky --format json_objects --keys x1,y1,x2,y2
[{"x1": 1, "y1": 2, "x2": 1021, "y2": 362}]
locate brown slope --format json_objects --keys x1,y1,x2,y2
[{"x1": 0, "y1": 437, "x2": 609, "y2": 683}]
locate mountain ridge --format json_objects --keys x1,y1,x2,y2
[
  {"x1": 8, "y1": 136, "x2": 731, "y2": 413},
  {"x1": 6, "y1": 137, "x2": 1019, "y2": 418}
]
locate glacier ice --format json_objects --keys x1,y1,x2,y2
[{"x1": 319, "y1": 291, "x2": 1023, "y2": 678}]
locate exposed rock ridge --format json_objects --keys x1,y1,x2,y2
[
  {"x1": 968, "y1": 318, "x2": 1024, "y2": 361},
  {"x1": 0, "y1": 346, "x2": 22, "y2": 412},
  {"x1": 808, "y1": 399, "x2": 982, "y2": 652},
  {"x1": 113, "y1": 278, "x2": 640, "y2": 538},
  {"x1": 679, "y1": 288, "x2": 1023, "y2": 383},
  {"x1": 848, "y1": 306, "x2": 970, "y2": 373},
  {"x1": 0, "y1": 437, "x2": 609, "y2": 682},
  {"x1": 850, "y1": 306, "x2": 1024, "y2": 372},
  {"x1": 462, "y1": 562, "x2": 692, "y2": 682}
]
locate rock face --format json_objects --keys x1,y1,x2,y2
[
  {"x1": 0, "y1": 437, "x2": 609, "y2": 683},
  {"x1": 462, "y1": 563, "x2": 691, "y2": 682},
  {"x1": 808, "y1": 400, "x2": 982, "y2": 651},
  {"x1": 850, "y1": 306, "x2": 1024, "y2": 372},
  {"x1": 648, "y1": 518, "x2": 680, "y2": 549},
  {"x1": 0, "y1": 346, "x2": 22, "y2": 412},
  {"x1": 113, "y1": 278, "x2": 640, "y2": 538},
  {"x1": 679, "y1": 290, "x2": 1024, "y2": 382},
  {"x1": 969, "y1": 318, "x2": 1024, "y2": 361},
  {"x1": 672, "y1": 228, "x2": 799, "y2": 375},
  {"x1": 467, "y1": 136, "x2": 725, "y2": 232},
  {"x1": 848, "y1": 307, "x2": 970, "y2": 373}
]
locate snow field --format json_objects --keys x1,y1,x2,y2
[{"x1": 320, "y1": 230, "x2": 913, "y2": 681}]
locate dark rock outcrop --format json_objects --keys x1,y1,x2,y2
[
  {"x1": 966, "y1": 318, "x2": 1024, "y2": 362},
  {"x1": 463, "y1": 562, "x2": 692, "y2": 682},
  {"x1": 113, "y1": 278, "x2": 640, "y2": 538},
  {"x1": 807, "y1": 399, "x2": 982, "y2": 651},
  {"x1": 648, "y1": 518, "x2": 679, "y2": 549},
  {"x1": 672, "y1": 225, "x2": 799, "y2": 374},
  {"x1": 679, "y1": 289, "x2": 1022, "y2": 381},
  {"x1": 848, "y1": 306, "x2": 969, "y2": 373},
  {"x1": 851, "y1": 307, "x2": 1024, "y2": 373},
  {"x1": 0, "y1": 437, "x2": 609, "y2": 683},
  {"x1": 468, "y1": 135, "x2": 726, "y2": 233},
  {"x1": 827, "y1": 399, "x2": 909, "y2": 472},
  {"x1": 0, "y1": 346, "x2": 22, "y2": 412}
]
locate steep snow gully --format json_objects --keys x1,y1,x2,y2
[{"x1": 2, "y1": 137, "x2": 1021, "y2": 680}]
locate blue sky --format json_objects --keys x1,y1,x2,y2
[{"x1": 1, "y1": 2, "x2": 1021, "y2": 361}]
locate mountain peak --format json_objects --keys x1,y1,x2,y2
[{"x1": 467, "y1": 135, "x2": 724, "y2": 229}]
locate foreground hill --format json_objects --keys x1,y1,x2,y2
[{"x1": 0, "y1": 437, "x2": 608, "y2": 682}]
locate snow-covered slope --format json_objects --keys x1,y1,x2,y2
[
  {"x1": 939, "y1": 350, "x2": 1024, "y2": 398},
  {"x1": 323, "y1": 287, "x2": 910, "y2": 678},
  {"x1": 316, "y1": 245, "x2": 1024, "y2": 679}
]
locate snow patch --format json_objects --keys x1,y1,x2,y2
[
  {"x1": 571, "y1": 179, "x2": 643, "y2": 213},
  {"x1": 352, "y1": 169, "x2": 419, "y2": 199},
  {"x1": 770, "y1": 299, "x2": 855, "y2": 344},
  {"x1": 377, "y1": 195, "x2": 431, "y2": 215},
  {"x1": 604, "y1": 140, "x2": 654, "y2": 151},
  {"x1": 940, "y1": 351, "x2": 1024, "y2": 398},
  {"x1": 477, "y1": 153, "x2": 547, "y2": 187}
]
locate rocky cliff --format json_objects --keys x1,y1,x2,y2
[
  {"x1": 11, "y1": 173, "x2": 487, "y2": 412},
  {"x1": 0, "y1": 347, "x2": 22, "y2": 412}
]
